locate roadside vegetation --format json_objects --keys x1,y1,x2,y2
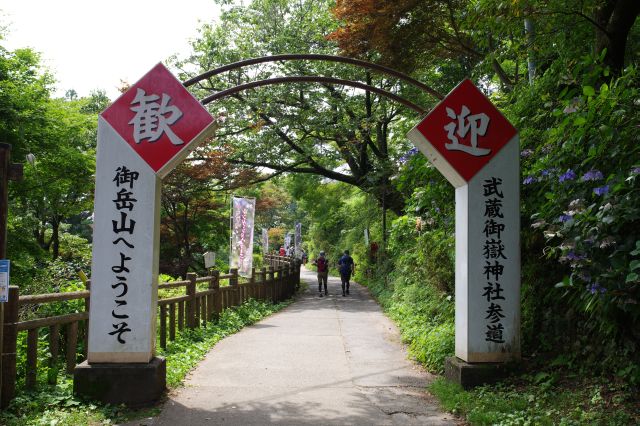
[
  {"x1": 2, "y1": 0, "x2": 639, "y2": 424},
  {"x1": 0, "y1": 298, "x2": 290, "y2": 425}
]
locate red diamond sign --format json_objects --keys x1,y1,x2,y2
[
  {"x1": 407, "y1": 79, "x2": 517, "y2": 187},
  {"x1": 101, "y1": 63, "x2": 214, "y2": 177}
]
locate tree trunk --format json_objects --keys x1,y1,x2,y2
[
  {"x1": 524, "y1": 17, "x2": 536, "y2": 84},
  {"x1": 365, "y1": 179, "x2": 405, "y2": 217},
  {"x1": 51, "y1": 218, "x2": 60, "y2": 260},
  {"x1": 595, "y1": 0, "x2": 640, "y2": 75}
]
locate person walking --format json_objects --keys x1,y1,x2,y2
[
  {"x1": 338, "y1": 250, "x2": 355, "y2": 296},
  {"x1": 313, "y1": 251, "x2": 329, "y2": 297}
]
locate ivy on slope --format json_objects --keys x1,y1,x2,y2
[{"x1": 359, "y1": 220, "x2": 456, "y2": 374}]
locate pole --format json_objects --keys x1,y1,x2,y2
[
  {"x1": 0, "y1": 143, "x2": 13, "y2": 257},
  {"x1": 0, "y1": 143, "x2": 7, "y2": 407},
  {"x1": 0, "y1": 143, "x2": 23, "y2": 407}
]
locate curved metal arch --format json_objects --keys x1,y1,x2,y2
[
  {"x1": 183, "y1": 53, "x2": 444, "y2": 100},
  {"x1": 199, "y1": 76, "x2": 427, "y2": 114}
]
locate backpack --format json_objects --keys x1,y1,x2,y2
[
  {"x1": 316, "y1": 257, "x2": 327, "y2": 272},
  {"x1": 339, "y1": 255, "x2": 353, "y2": 274}
]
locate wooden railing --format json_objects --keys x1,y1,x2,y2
[{"x1": 0, "y1": 255, "x2": 300, "y2": 408}]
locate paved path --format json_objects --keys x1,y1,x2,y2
[{"x1": 149, "y1": 268, "x2": 455, "y2": 425}]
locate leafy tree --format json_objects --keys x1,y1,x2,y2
[
  {"x1": 160, "y1": 147, "x2": 257, "y2": 277},
  {"x1": 329, "y1": 0, "x2": 640, "y2": 87},
  {"x1": 178, "y1": 0, "x2": 439, "y2": 215},
  {"x1": 0, "y1": 45, "x2": 53, "y2": 158},
  {"x1": 14, "y1": 97, "x2": 96, "y2": 260},
  {"x1": 0, "y1": 39, "x2": 99, "y2": 297}
]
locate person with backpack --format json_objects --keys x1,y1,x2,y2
[
  {"x1": 338, "y1": 250, "x2": 355, "y2": 296},
  {"x1": 313, "y1": 251, "x2": 329, "y2": 297}
]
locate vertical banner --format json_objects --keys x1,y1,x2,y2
[
  {"x1": 284, "y1": 233, "x2": 292, "y2": 253},
  {"x1": 261, "y1": 228, "x2": 269, "y2": 254},
  {"x1": 294, "y1": 223, "x2": 302, "y2": 258},
  {"x1": 230, "y1": 196, "x2": 256, "y2": 278}
]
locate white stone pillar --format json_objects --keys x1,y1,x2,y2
[
  {"x1": 455, "y1": 135, "x2": 520, "y2": 362},
  {"x1": 88, "y1": 118, "x2": 160, "y2": 363}
]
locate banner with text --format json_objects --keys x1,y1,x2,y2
[
  {"x1": 230, "y1": 196, "x2": 256, "y2": 277},
  {"x1": 294, "y1": 223, "x2": 302, "y2": 258},
  {"x1": 284, "y1": 233, "x2": 292, "y2": 253}
]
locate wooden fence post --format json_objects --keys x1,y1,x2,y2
[
  {"x1": 229, "y1": 268, "x2": 239, "y2": 307},
  {"x1": 268, "y1": 266, "x2": 275, "y2": 303},
  {"x1": 48, "y1": 324, "x2": 60, "y2": 384},
  {"x1": 276, "y1": 268, "x2": 282, "y2": 302},
  {"x1": 26, "y1": 328, "x2": 38, "y2": 389},
  {"x1": 260, "y1": 267, "x2": 267, "y2": 300},
  {"x1": 1, "y1": 286, "x2": 18, "y2": 408},
  {"x1": 186, "y1": 273, "x2": 197, "y2": 329},
  {"x1": 83, "y1": 280, "x2": 90, "y2": 357},
  {"x1": 159, "y1": 305, "x2": 167, "y2": 349},
  {"x1": 249, "y1": 267, "x2": 256, "y2": 299},
  {"x1": 65, "y1": 321, "x2": 78, "y2": 374},
  {"x1": 210, "y1": 270, "x2": 221, "y2": 320},
  {"x1": 169, "y1": 304, "x2": 176, "y2": 341}
]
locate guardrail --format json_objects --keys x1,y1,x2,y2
[{"x1": 0, "y1": 255, "x2": 300, "y2": 408}]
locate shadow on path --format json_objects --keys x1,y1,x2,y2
[{"x1": 126, "y1": 267, "x2": 455, "y2": 425}]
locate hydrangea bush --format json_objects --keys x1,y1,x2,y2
[{"x1": 513, "y1": 56, "x2": 639, "y2": 377}]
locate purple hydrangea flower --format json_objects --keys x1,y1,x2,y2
[
  {"x1": 399, "y1": 147, "x2": 419, "y2": 163},
  {"x1": 588, "y1": 282, "x2": 606, "y2": 294},
  {"x1": 559, "y1": 214, "x2": 573, "y2": 223},
  {"x1": 631, "y1": 167, "x2": 640, "y2": 175},
  {"x1": 540, "y1": 169, "x2": 551, "y2": 177},
  {"x1": 578, "y1": 271, "x2": 592, "y2": 282},
  {"x1": 566, "y1": 251, "x2": 587, "y2": 261},
  {"x1": 559, "y1": 169, "x2": 577, "y2": 183},
  {"x1": 520, "y1": 149, "x2": 534, "y2": 158},
  {"x1": 523, "y1": 176, "x2": 537, "y2": 185},
  {"x1": 581, "y1": 169, "x2": 604, "y2": 181},
  {"x1": 593, "y1": 185, "x2": 610, "y2": 196}
]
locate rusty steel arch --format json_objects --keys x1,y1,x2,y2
[
  {"x1": 199, "y1": 76, "x2": 426, "y2": 114},
  {"x1": 182, "y1": 54, "x2": 444, "y2": 113}
]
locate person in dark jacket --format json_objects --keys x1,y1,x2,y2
[{"x1": 338, "y1": 250, "x2": 354, "y2": 296}]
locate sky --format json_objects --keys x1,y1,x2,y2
[{"x1": 1, "y1": 0, "x2": 223, "y2": 100}]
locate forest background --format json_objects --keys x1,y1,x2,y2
[{"x1": 1, "y1": 0, "x2": 639, "y2": 423}]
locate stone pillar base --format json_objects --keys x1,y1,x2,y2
[
  {"x1": 74, "y1": 356, "x2": 166, "y2": 406},
  {"x1": 444, "y1": 356, "x2": 517, "y2": 389}
]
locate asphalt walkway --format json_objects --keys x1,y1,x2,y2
[{"x1": 150, "y1": 267, "x2": 455, "y2": 425}]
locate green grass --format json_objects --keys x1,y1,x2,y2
[
  {"x1": 429, "y1": 375, "x2": 639, "y2": 425},
  {"x1": 358, "y1": 267, "x2": 639, "y2": 425},
  {"x1": 0, "y1": 298, "x2": 291, "y2": 426},
  {"x1": 360, "y1": 273, "x2": 455, "y2": 373}
]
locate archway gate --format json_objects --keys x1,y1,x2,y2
[{"x1": 75, "y1": 55, "x2": 520, "y2": 403}]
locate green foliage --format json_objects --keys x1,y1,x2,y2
[
  {"x1": 429, "y1": 375, "x2": 638, "y2": 425},
  {"x1": 512, "y1": 57, "x2": 640, "y2": 374},
  {"x1": 359, "y1": 212, "x2": 456, "y2": 372},
  {"x1": 1, "y1": 298, "x2": 290, "y2": 425}
]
